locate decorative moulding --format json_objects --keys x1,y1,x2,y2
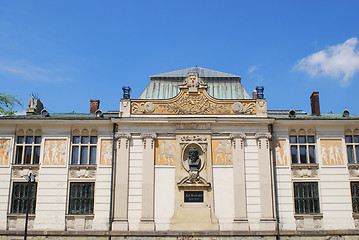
[
  {"x1": 348, "y1": 164, "x2": 359, "y2": 178},
  {"x1": 65, "y1": 215, "x2": 94, "y2": 231},
  {"x1": 229, "y1": 132, "x2": 246, "y2": 140},
  {"x1": 68, "y1": 165, "x2": 96, "y2": 179},
  {"x1": 12, "y1": 165, "x2": 39, "y2": 179},
  {"x1": 291, "y1": 164, "x2": 319, "y2": 178},
  {"x1": 255, "y1": 132, "x2": 271, "y2": 140},
  {"x1": 140, "y1": 133, "x2": 157, "y2": 139},
  {"x1": 115, "y1": 132, "x2": 131, "y2": 139}
]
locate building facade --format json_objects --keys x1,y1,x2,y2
[{"x1": 0, "y1": 67, "x2": 359, "y2": 239}]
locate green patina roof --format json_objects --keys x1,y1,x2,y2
[
  {"x1": 0, "y1": 112, "x2": 118, "y2": 120},
  {"x1": 269, "y1": 112, "x2": 359, "y2": 120},
  {"x1": 139, "y1": 67, "x2": 251, "y2": 100}
]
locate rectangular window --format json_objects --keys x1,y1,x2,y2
[
  {"x1": 71, "y1": 136, "x2": 97, "y2": 165},
  {"x1": 290, "y1": 135, "x2": 316, "y2": 164},
  {"x1": 14, "y1": 135, "x2": 41, "y2": 165},
  {"x1": 351, "y1": 182, "x2": 359, "y2": 213},
  {"x1": 346, "y1": 135, "x2": 359, "y2": 164},
  {"x1": 10, "y1": 182, "x2": 37, "y2": 214},
  {"x1": 68, "y1": 182, "x2": 94, "y2": 215},
  {"x1": 293, "y1": 182, "x2": 320, "y2": 214}
]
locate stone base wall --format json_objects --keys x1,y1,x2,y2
[{"x1": 1, "y1": 231, "x2": 359, "y2": 240}]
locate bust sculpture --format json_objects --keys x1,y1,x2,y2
[{"x1": 186, "y1": 147, "x2": 201, "y2": 182}]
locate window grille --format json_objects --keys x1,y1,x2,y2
[
  {"x1": 68, "y1": 182, "x2": 94, "y2": 215},
  {"x1": 10, "y1": 182, "x2": 37, "y2": 214},
  {"x1": 71, "y1": 136, "x2": 97, "y2": 165},
  {"x1": 293, "y1": 182, "x2": 320, "y2": 214},
  {"x1": 346, "y1": 135, "x2": 359, "y2": 164},
  {"x1": 14, "y1": 136, "x2": 41, "y2": 165},
  {"x1": 351, "y1": 182, "x2": 359, "y2": 213},
  {"x1": 290, "y1": 135, "x2": 316, "y2": 164}
]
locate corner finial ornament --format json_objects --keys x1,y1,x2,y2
[{"x1": 181, "y1": 72, "x2": 207, "y2": 92}]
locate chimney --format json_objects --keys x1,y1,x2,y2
[
  {"x1": 90, "y1": 99, "x2": 100, "y2": 114},
  {"x1": 252, "y1": 89, "x2": 258, "y2": 100},
  {"x1": 310, "y1": 92, "x2": 320, "y2": 116}
]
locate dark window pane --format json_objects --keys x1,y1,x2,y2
[
  {"x1": 291, "y1": 146, "x2": 298, "y2": 164},
  {"x1": 90, "y1": 136, "x2": 97, "y2": 144},
  {"x1": 309, "y1": 146, "x2": 316, "y2": 163},
  {"x1": 81, "y1": 136, "x2": 89, "y2": 144},
  {"x1": 356, "y1": 146, "x2": 359, "y2": 164},
  {"x1": 299, "y1": 136, "x2": 306, "y2": 143},
  {"x1": 355, "y1": 136, "x2": 359, "y2": 143},
  {"x1": 300, "y1": 146, "x2": 308, "y2": 164},
  {"x1": 346, "y1": 136, "x2": 353, "y2": 143},
  {"x1": 80, "y1": 146, "x2": 88, "y2": 164},
  {"x1": 294, "y1": 182, "x2": 319, "y2": 214},
  {"x1": 26, "y1": 136, "x2": 33, "y2": 144},
  {"x1": 15, "y1": 146, "x2": 23, "y2": 164},
  {"x1": 33, "y1": 146, "x2": 40, "y2": 164},
  {"x1": 72, "y1": 146, "x2": 79, "y2": 164},
  {"x1": 308, "y1": 136, "x2": 315, "y2": 143},
  {"x1": 69, "y1": 182, "x2": 94, "y2": 214},
  {"x1": 347, "y1": 145, "x2": 354, "y2": 163},
  {"x1": 35, "y1": 136, "x2": 41, "y2": 144},
  {"x1": 11, "y1": 182, "x2": 37, "y2": 214},
  {"x1": 73, "y1": 136, "x2": 80, "y2": 144},
  {"x1": 17, "y1": 136, "x2": 24, "y2": 144},
  {"x1": 352, "y1": 182, "x2": 359, "y2": 213},
  {"x1": 90, "y1": 146, "x2": 96, "y2": 165},
  {"x1": 290, "y1": 136, "x2": 297, "y2": 143},
  {"x1": 24, "y1": 146, "x2": 32, "y2": 164}
]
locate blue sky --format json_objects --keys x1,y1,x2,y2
[{"x1": 1, "y1": 0, "x2": 359, "y2": 114}]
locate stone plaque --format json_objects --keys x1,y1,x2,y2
[{"x1": 184, "y1": 191, "x2": 203, "y2": 202}]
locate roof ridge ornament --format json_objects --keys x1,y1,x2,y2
[{"x1": 180, "y1": 72, "x2": 207, "y2": 93}]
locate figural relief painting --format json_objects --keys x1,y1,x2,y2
[
  {"x1": 0, "y1": 138, "x2": 11, "y2": 165},
  {"x1": 274, "y1": 139, "x2": 289, "y2": 166},
  {"x1": 155, "y1": 140, "x2": 176, "y2": 165},
  {"x1": 321, "y1": 139, "x2": 344, "y2": 165},
  {"x1": 43, "y1": 139, "x2": 67, "y2": 165},
  {"x1": 211, "y1": 139, "x2": 233, "y2": 165},
  {"x1": 100, "y1": 139, "x2": 112, "y2": 165}
]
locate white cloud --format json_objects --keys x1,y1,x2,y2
[
  {"x1": 248, "y1": 64, "x2": 260, "y2": 74},
  {"x1": 0, "y1": 59, "x2": 73, "y2": 82},
  {"x1": 294, "y1": 37, "x2": 359, "y2": 87},
  {"x1": 247, "y1": 64, "x2": 264, "y2": 85}
]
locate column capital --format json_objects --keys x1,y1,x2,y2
[
  {"x1": 115, "y1": 132, "x2": 131, "y2": 139},
  {"x1": 255, "y1": 132, "x2": 271, "y2": 140},
  {"x1": 140, "y1": 133, "x2": 157, "y2": 139},
  {"x1": 229, "y1": 132, "x2": 246, "y2": 140}
]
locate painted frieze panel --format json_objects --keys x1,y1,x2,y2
[
  {"x1": 212, "y1": 139, "x2": 232, "y2": 165},
  {"x1": 43, "y1": 139, "x2": 67, "y2": 166},
  {"x1": 155, "y1": 139, "x2": 176, "y2": 165},
  {"x1": 100, "y1": 139, "x2": 112, "y2": 165},
  {"x1": 275, "y1": 139, "x2": 289, "y2": 166},
  {"x1": 0, "y1": 138, "x2": 11, "y2": 165},
  {"x1": 321, "y1": 139, "x2": 344, "y2": 165},
  {"x1": 131, "y1": 90, "x2": 256, "y2": 115}
]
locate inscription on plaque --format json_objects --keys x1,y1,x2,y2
[{"x1": 184, "y1": 191, "x2": 203, "y2": 202}]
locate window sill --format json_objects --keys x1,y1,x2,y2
[
  {"x1": 291, "y1": 163, "x2": 318, "y2": 169},
  {"x1": 294, "y1": 213, "x2": 323, "y2": 218},
  {"x1": 7, "y1": 213, "x2": 36, "y2": 217},
  {"x1": 66, "y1": 214, "x2": 95, "y2": 217},
  {"x1": 68, "y1": 165, "x2": 97, "y2": 179}
]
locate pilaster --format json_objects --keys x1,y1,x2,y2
[
  {"x1": 139, "y1": 133, "x2": 157, "y2": 231},
  {"x1": 112, "y1": 132, "x2": 131, "y2": 231},
  {"x1": 230, "y1": 132, "x2": 249, "y2": 231},
  {"x1": 255, "y1": 132, "x2": 276, "y2": 230}
]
